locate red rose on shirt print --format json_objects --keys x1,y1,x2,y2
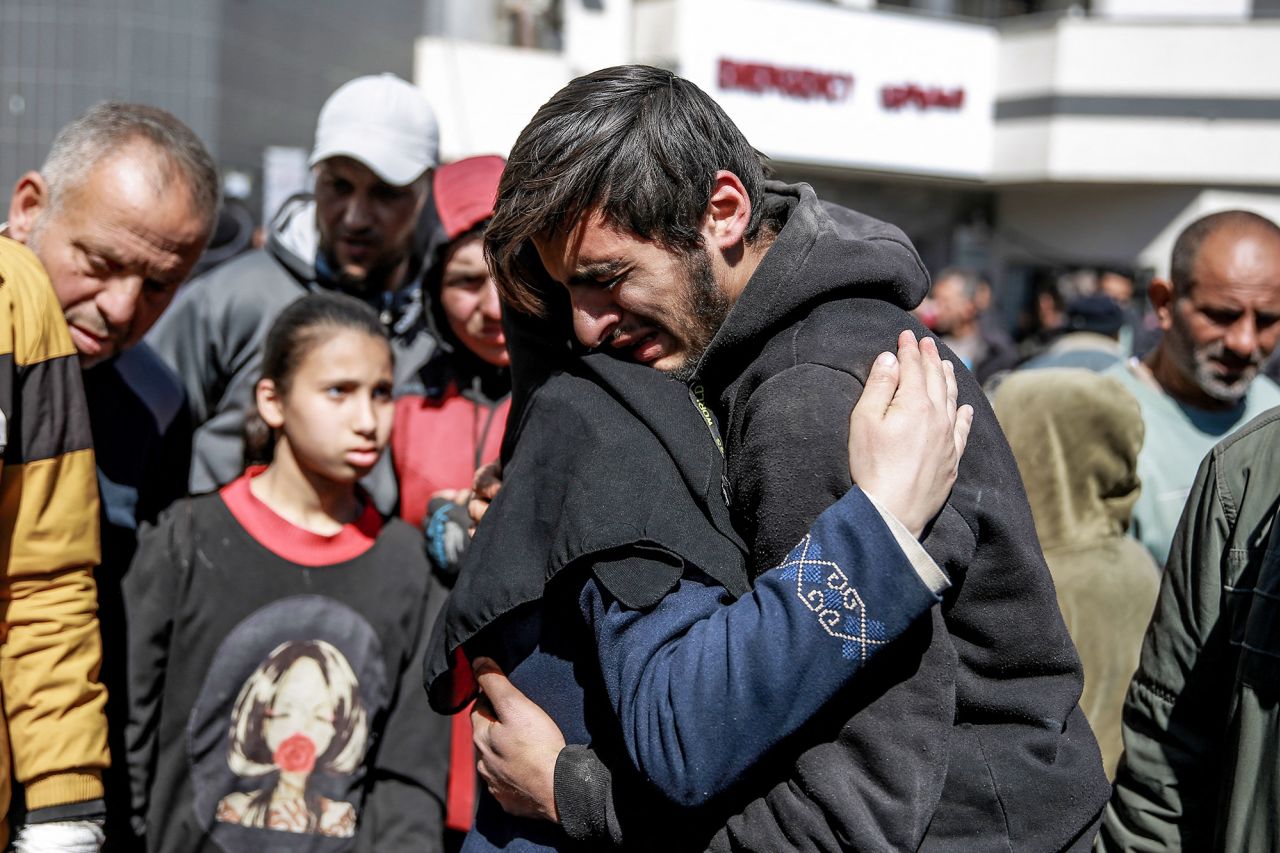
[{"x1": 273, "y1": 733, "x2": 317, "y2": 774}]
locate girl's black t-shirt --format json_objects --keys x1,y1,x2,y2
[{"x1": 122, "y1": 473, "x2": 448, "y2": 853}]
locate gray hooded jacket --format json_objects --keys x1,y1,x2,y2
[{"x1": 147, "y1": 197, "x2": 437, "y2": 511}]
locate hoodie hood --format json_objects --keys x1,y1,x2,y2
[
  {"x1": 266, "y1": 193, "x2": 436, "y2": 341},
  {"x1": 695, "y1": 181, "x2": 930, "y2": 386},
  {"x1": 994, "y1": 368, "x2": 1145, "y2": 551},
  {"x1": 265, "y1": 194, "x2": 321, "y2": 284}
]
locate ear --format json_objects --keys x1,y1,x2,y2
[
  {"x1": 702, "y1": 170, "x2": 752, "y2": 252},
  {"x1": 256, "y1": 378, "x2": 285, "y2": 429},
  {"x1": 7, "y1": 172, "x2": 50, "y2": 242},
  {"x1": 1148, "y1": 277, "x2": 1176, "y2": 332}
]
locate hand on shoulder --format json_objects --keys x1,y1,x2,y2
[{"x1": 848, "y1": 330, "x2": 974, "y2": 538}]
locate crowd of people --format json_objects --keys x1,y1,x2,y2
[{"x1": 0, "y1": 63, "x2": 1277, "y2": 853}]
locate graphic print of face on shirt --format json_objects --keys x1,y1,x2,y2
[
  {"x1": 266, "y1": 657, "x2": 336, "y2": 773},
  {"x1": 216, "y1": 640, "x2": 368, "y2": 838}
]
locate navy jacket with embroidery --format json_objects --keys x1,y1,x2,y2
[{"x1": 578, "y1": 488, "x2": 945, "y2": 812}]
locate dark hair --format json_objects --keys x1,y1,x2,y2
[
  {"x1": 486, "y1": 64, "x2": 771, "y2": 314},
  {"x1": 242, "y1": 292, "x2": 391, "y2": 467},
  {"x1": 1170, "y1": 210, "x2": 1280, "y2": 299}
]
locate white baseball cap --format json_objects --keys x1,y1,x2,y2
[{"x1": 309, "y1": 74, "x2": 439, "y2": 187}]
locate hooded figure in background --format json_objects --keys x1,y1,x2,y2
[{"x1": 994, "y1": 368, "x2": 1160, "y2": 778}]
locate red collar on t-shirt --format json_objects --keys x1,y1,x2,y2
[{"x1": 220, "y1": 467, "x2": 384, "y2": 567}]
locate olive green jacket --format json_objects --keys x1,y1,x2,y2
[{"x1": 1099, "y1": 406, "x2": 1280, "y2": 852}]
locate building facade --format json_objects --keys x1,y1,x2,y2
[{"x1": 416, "y1": 0, "x2": 1280, "y2": 329}]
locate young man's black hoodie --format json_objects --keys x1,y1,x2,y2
[{"x1": 683, "y1": 181, "x2": 1110, "y2": 851}]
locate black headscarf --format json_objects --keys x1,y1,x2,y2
[{"x1": 424, "y1": 288, "x2": 751, "y2": 713}]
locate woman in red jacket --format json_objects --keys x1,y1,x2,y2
[{"x1": 393, "y1": 155, "x2": 511, "y2": 585}]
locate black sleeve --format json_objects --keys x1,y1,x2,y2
[
  {"x1": 360, "y1": 574, "x2": 450, "y2": 852},
  {"x1": 554, "y1": 742, "x2": 720, "y2": 851},
  {"x1": 555, "y1": 746, "x2": 621, "y2": 847},
  {"x1": 137, "y1": 398, "x2": 193, "y2": 524},
  {"x1": 121, "y1": 507, "x2": 185, "y2": 835}
]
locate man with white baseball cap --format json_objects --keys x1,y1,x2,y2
[
  {"x1": 310, "y1": 73, "x2": 439, "y2": 186},
  {"x1": 149, "y1": 74, "x2": 446, "y2": 513}
]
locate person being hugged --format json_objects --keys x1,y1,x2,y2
[{"x1": 124, "y1": 293, "x2": 448, "y2": 853}]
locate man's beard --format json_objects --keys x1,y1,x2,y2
[
  {"x1": 1170, "y1": 311, "x2": 1264, "y2": 404},
  {"x1": 664, "y1": 247, "x2": 731, "y2": 383},
  {"x1": 1190, "y1": 339, "x2": 1262, "y2": 404}
]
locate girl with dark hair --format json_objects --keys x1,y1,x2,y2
[{"x1": 123, "y1": 292, "x2": 449, "y2": 853}]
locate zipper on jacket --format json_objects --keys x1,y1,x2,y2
[{"x1": 689, "y1": 382, "x2": 732, "y2": 508}]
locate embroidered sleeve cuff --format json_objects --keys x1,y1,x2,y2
[{"x1": 861, "y1": 490, "x2": 950, "y2": 595}]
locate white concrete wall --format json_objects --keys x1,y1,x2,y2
[
  {"x1": 995, "y1": 27, "x2": 1057, "y2": 101},
  {"x1": 1049, "y1": 20, "x2": 1280, "y2": 96},
  {"x1": 676, "y1": 0, "x2": 998, "y2": 179},
  {"x1": 564, "y1": 0, "x2": 633, "y2": 75},
  {"x1": 995, "y1": 116, "x2": 1280, "y2": 184},
  {"x1": 1137, "y1": 189, "x2": 1280, "y2": 275},
  {"x1": 633, "y1": 0, "x2": 677, "y2": 67},
  {"x1": 416, "y1": 1, "x2": 1280, "y2": 189},
  {"x1": 414, "y1": 38, "x2": 573, "y2": 161},
  {"x1": 994, "y1": 18, "x2": 1280, "y2": 184}
]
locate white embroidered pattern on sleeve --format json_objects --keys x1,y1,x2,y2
[{"x1": 778, "y1": 534, "x2": 888, "y2": 662}]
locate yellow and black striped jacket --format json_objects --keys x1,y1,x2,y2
[{"x1": 0, "y1": 236, "x2": 107, "y2": 841}]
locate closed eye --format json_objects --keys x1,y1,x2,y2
[
  {"x1": 81, "y1": 248, "x2": 117, "y2": 277},
  {"x1": 569, "y1": 261, "x2": 629, "y2": 291},
  {"x1": 1201, "y1": 307, "x2": 1242, "y2": 326}
]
